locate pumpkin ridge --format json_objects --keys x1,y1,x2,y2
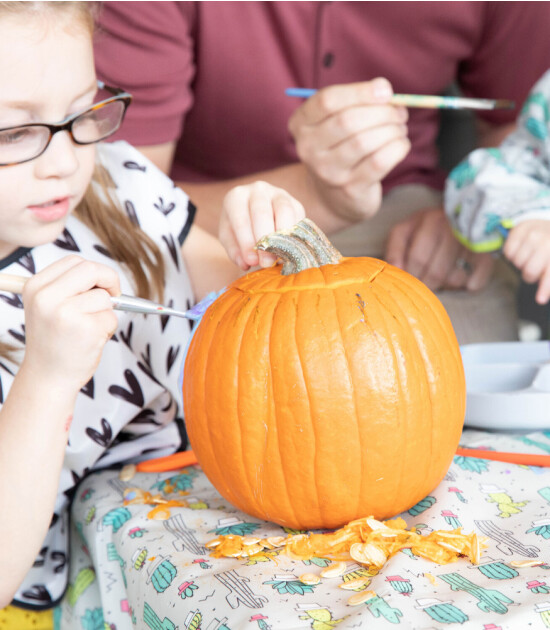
[
  {"x1": 377, "y1": 275, "x2": 444, "y2": 506},
  {"x1": 400, "y1": 276, "x2": 465, "y2": 479},
  {"x1": 377, "y1": 271, "x2": 462, "y2": 501},
  {"x1": 236, "y1": 294, "x2": 264, "y2": 512},
  {"x1": 292, "y1": 288, "x2": 323, "y2": 524},
  {"x1": 369, "y1": 279, "x2": 410, "y2": 515},
  {"x1": 322, "y1": 264, "x2": 364, "y2": 519},
  {"x1": 265, "y1": 291, "x2": 303, "y2": 527},
  {"x1": 201, "y1": 297, "x2": 246, "y2": 505}
]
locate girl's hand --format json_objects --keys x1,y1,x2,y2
[
  {"x1": 219, "y1": 181, "x2": 306, "y2": 270},
  {"x1": 504, "y1": 220, "x2": 550, "y2": 304},
  {"x1": 20, "y1": 256, "x2": 121, "y2": 392}
]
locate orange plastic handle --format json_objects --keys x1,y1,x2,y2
[
  {"x1": 136, "y1": 447, "x2": 550, "y2": 474},
  {"x1": 456, "y1": 447, "x2": 550, "y2": 467},
  {"x1": 136, "y1": 450, "x2": 198, "y2": 473}
]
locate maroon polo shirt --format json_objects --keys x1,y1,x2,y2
[{"x1": 95, "y1": 1, "x2": 550, "y2": 192}]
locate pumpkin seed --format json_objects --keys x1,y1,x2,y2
[
  {"x1": 350, "y1": 542, "x2": 387, "y2": 568},
  {"x1": 266, "y1": 536, "x2": 286, "y2": 548},
  {"x1": 240, "y1": 543, "x2": 264, "y2": 557},
  {"x1": 347, "y1": 589, "x2": 376, "y2": 606},
  {"x1": 119, "y1": 464, "x2": 136, "y2": 482},
  {"x1": 242, "y1": 537, "x2": 261, "y2": 546},
  {"x1": 510, "y1": 559, "x2": 545, "y2": 568},
  {"x1": 299, "y1": 573, "x2": 321, "y2": 585},
  {"x1": 320, "y1": 562, "x2": 347, "y2": 578},
  {"x1": 339, "y1": 577, "x2": 371, "y2": 590},
  {"x1": 205, "y1": 539, "x2": 221, "y2": 548}
]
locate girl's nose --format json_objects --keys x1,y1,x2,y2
[{"x1": 33, "y1": 130, "x2": 79, "y2": 179}]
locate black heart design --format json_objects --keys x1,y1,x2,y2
[
  {"x1": 123, "y1": 160, "x2": 146, "y2": 172},
  {"x1": 131, "y1": 408, "x2": 161, "y2": 425},
  {"x1": 109, "y1": 369, "x2": 144, "y2": 407},
  {"x1": 0, "y1": 293, "x2": 23, "y2": 309},
  {"x1": 124, "y1": 200, "x2": 140, "y2": 226},
  {"x1": 85, "y1": 417, "x2": 113, "y2": 447},
  {"x1": 154, "y1": 197, "x2": 175, "y2": 216},
  {"x1": 32, "y1": 546, "x2": 49, "y2": 568},
  {"x1": 93, "y1": 244, "x2": 113, "y2": 259},
  {"x1": 120, "y1": 321, "x2": 133, "y2": 349},
  {"x1": 162, "y1": 234, "x2": 179, "y2": 269},
  {"x1": 160, "y1": 299, "x2": 174, "y2": 331},
  {"x1": 22, "y1": 584, "x2": 52, "y2": 603},
  {"x1": 166, "y1": 345, "x2": 180, "y2": 374},
  {"x1": 53, "y1": 228, "x2": 79, "y2": 251},
  {"x1": 17, "y1": 251, "x2": 36, "y2": 274},
  {"x1": 81, "y1": 377, "x2": 94, "y2": 399},
  {"x1": 8, "y1": 325, "x2": 25, "y2": 344},
  {"x1": 51, "y1": 551, "x2": 67, "y2": 574}
]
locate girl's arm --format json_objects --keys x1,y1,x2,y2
[
  {"x1": 183, "y1": 181, "x2": 306, "y2": 301},
  {"x1": 0, "y1": 256, "x2": 120, "y2": 606}
]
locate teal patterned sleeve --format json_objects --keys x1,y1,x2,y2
[{"x1": 444, "y1": 69, "x2": 550, "y2": 252}]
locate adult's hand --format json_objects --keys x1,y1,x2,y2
[
  {"x1": 288, "y1": 78, "x2": 411, "y2": 222},
  {"x1": 385, "y1": 207, "x2": 495, "y2": 292}
]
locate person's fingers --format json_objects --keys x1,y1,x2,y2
[
  {"x1": 421, "y1": 237, "x2": 461, "y2": 290},
  {"x1": 249, "y1": 187, "x2": 279, "y2": 268},
  {"x1": 272, "y1": 194, "x2": 306, "y2": 231},
  {"x1": 535, "y1": 265, "x2": 550, "y2": 304},
  {"x1": 51, "y1": 259, "x2": 121, "y2": 300},
  {"x1": 401, "y1": 220, "x2": 440, "y2": 280},
  {"x1": 465, "y1": 253, "x2": 494, "y2": 291},
  {"x1": 520, "y1": 246, "x2": 548, "y2": 285},
  {"x1": 290, "y1": 78, "x2": 395, "y2": 127},
  {"x1": 221, "y1": 185, "x2": 258, "y2": 267},
  {"x1": 385, "y1": 215, "x2": 420, "y2": 269},
  {"x1": 292, "y1": 103, "x2": 408, "y2": 154},
  {"x1": 23, "y1": 255, "x2": 84, "y2": 295},
  {"x1": 309, "y1": 124, "x2": 408, "y2": 185}
]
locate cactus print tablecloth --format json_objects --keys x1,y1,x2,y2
[{"x1": 59, "y1": 428, "x2": 550, "y2": 630}]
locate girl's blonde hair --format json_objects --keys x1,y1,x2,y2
[{"x1": 0, "y1": 1, "x2": 167, "y2": 359}]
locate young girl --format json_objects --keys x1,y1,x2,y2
[
  {"x1": 0, "y1": 1, "x2": 304, "y2": 624},
  {"x1": 445, "y1": 69, "x2": 550, "y2": 306}
]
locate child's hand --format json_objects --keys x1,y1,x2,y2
[
  {"x1": 503, "y1": 220, "x2": 550, "y2": 304},
  {"x1": 21, "y1": 256, "x2": 121, "y2": 392},
  {"x1": 219, "y1": 181, "x2": 306, "y2": 270}
]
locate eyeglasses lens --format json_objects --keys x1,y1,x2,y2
[
  {"x1": 0, "y1": 126, "x2": 50, "y2": 165},
  {"x1": 72, "y1": 100, "x2": 126, "y2": 144}
]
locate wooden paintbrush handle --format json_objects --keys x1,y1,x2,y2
[{"x1": 0, "y1": 274, "x2": 26, "y2": 294}]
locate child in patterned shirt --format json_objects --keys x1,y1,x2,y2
[
  {"x1": 445, "y1": 70, "x2": 550, "y2": 305},
  {"x1": 0, "y1": 1, "x2": 305, "y2": 624}
]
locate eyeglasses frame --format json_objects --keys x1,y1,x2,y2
[{"x1": 0, "y1": 80, "x2": 132, "y2": 167}]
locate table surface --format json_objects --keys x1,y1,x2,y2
[{"x1": 60, "y1": 427, "x2": 550, "y2": 630}]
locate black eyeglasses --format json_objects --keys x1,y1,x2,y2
[{"x1": 0, "y1": 81, "x2": 132, "y2": 167}]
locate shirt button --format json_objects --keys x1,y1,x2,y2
[{"x1": 322, "y1": 52, "x2": 335, "y2": 68}]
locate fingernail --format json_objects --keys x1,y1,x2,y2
[{"x1": 373, "y1": 78, "x2": 392, "y2": 100}]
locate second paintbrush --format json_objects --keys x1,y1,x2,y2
[{"x1": 285, "y1": 87, "x2": 515, "y2": 111}]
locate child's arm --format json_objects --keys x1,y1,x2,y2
[
  {"x1": 0, "y1": 256, "x2": 120, "y2": 607},
  {"x1": 183, "y1": 182, "x2": 306, "y2": 301},
  {"x1": 503, "y1": 219, "x2": 550, "y2": 304},
  {"x1": 444, "y1": 70, "x2": 550, "y2": 254}
]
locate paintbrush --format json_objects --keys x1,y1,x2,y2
[
  {"x1": 0, "y1": 273, "x2": 191, "y2": 319},
  {"x1": 285, "y1": 87, "x2": 515, "y2": 111}
]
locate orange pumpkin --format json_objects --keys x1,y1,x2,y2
[{"x1": 183, "y1": 219, "x2": 465, "y2": 530}]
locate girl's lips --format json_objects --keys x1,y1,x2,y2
[{"x1": 28, "y1": 197, "x2": 70, "y2": 222}]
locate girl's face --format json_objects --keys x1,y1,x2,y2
[{"x1": 0, "y1": 13, "x2": 97, "y2": 258}]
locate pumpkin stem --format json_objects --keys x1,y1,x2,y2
[{"x1": 256, "y1": 218, "x2": 342, "y2": 275}]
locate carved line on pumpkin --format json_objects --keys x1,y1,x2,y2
[{"x1": 232, "y1": 266, "x2": 387, "y2": 296}]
